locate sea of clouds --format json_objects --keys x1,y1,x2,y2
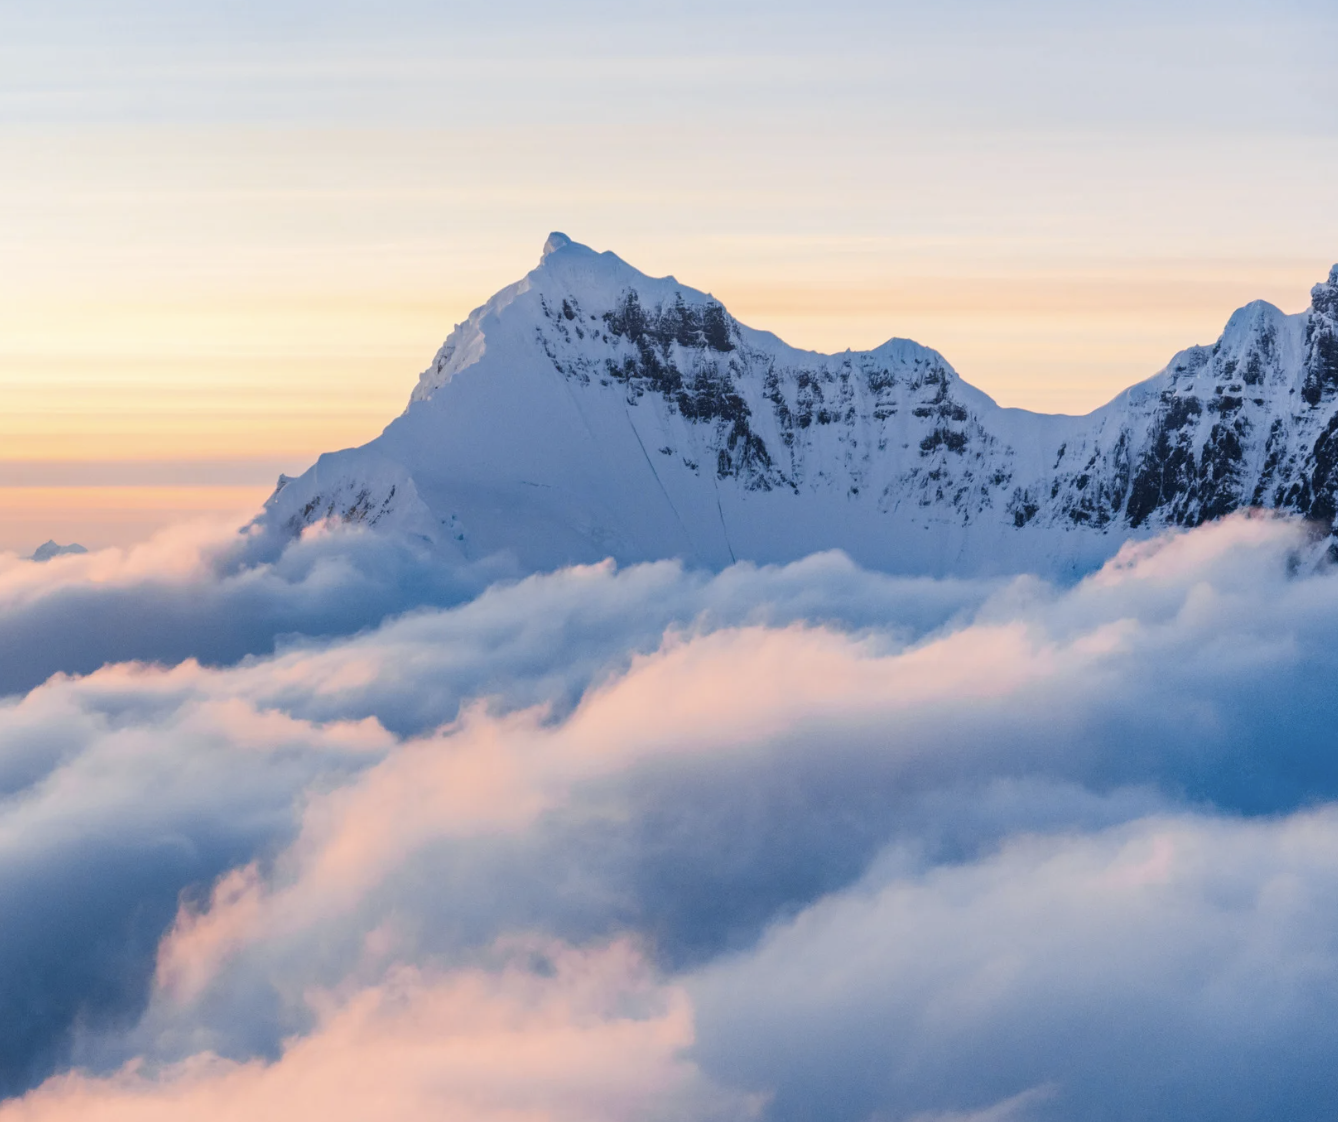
[{"x1": 3, "y1": 512, "x2": 1338, "y2": 1120}]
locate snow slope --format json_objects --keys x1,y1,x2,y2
[{"x1": 253, "y1": 234, "x2": 1338, "y2": 578}]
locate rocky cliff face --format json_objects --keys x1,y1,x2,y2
[{"x1": 253, "y1": 235, "x2": 1338, "y2": 578}]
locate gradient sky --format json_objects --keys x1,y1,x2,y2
[{"x1": 2, "y1": 0, "x2": 1337, "y2": 545}]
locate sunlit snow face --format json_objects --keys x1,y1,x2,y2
[{"x1": 3, "y1": 512, "x2": 1338, "y2": 1120}]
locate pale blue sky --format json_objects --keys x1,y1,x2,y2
[{"x1": 5, "y1": 0, "x2": 1335, "y2": 132}]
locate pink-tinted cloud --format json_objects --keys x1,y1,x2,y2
[{"x1": 7, "y1": 940, "x2": 747, "y2": 1122}]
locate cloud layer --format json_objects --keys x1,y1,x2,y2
[{"x1": 3, "y1": 512, "x2": 1338, "y2": 1119}]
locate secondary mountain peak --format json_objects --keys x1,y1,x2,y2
[
  {"x1": 29, "y1": 541, "x2": 88, "y2": 562},
  {"x1": 1311, "y1": 264, "x2": 1338, "y2": 319},
  {"x1": 253, "y1": 241, "x2": 1338, "y2": 579}
]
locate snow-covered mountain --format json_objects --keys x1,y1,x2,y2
[{"x1": 253, "y1": 234, "x2": 1338, "y2": 577}]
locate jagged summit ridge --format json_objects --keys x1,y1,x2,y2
[{"x1": 257, "y1": 237, "x2": 1338, "y2": 578}]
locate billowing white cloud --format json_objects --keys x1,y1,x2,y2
[
  {"x1": 2, "y1": 512, "x2": 1338, "y2": 1118},
  {"x1": 0, "y1": 518, "x2": 990, "y2": 716},
  {"x1": 0, "y1": 519, "x2": 507, "y2": 702},
  {"x1": 1, "y1": 940, "x2": 752, "y2": 1122},
  {"x1": 691, "y1": 809, "x2": 1338, "y2": 1121}
]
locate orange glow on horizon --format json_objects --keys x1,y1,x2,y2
[
  {"x1": 0, "y1": 486, "x2": 273, "y2": 553},
  {"x1": 1, "y1": 256, "x2": 1328, "y2": 473}
]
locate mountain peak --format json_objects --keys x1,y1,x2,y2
[
  {"x1": 29, "y1": 541, "x2": 87, "y2": 562},
  {"x1": 541, "y1": 232, "x2": 575, "y2": 260},
  {"x1": 1312, "y1": 264, "x2": 1338, "y2": 320}
]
